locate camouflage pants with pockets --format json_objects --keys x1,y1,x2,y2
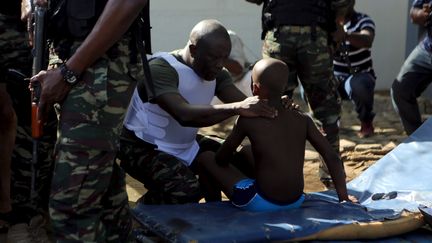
[
  {"x1": 49, "y1": 36, "x2": 140, "y2": 242},
  {"x1": 1, "y1": 13, "x2": 56, "y2": 220},
  {"x1": 118, "y1": 127, "x2": 223, "y2": 205}
]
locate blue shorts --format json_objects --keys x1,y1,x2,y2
[{"x1": 231, "y1": 178, "x2": 305, "y2": 212}]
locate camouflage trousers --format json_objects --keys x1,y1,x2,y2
[
  {"x1": 262, "y1": 26, "x2": 342, "y2": 182},
  {"x1": 1, "y1": 13, "x2": 56, "y2": 219},
  {"x1": 49, "y1": 37, "x2": 140, "y2": 242},
  {"x1": 10, "y1": 118, "x2": 56, "y2": 216},
  {"x1": 118, "y1": 127, "x2": 223, "y2": 205},
  {"x1": 0, "y1": 14, "x2": 32, "y2": 77}
]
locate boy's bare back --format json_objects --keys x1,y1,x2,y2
[
  {"x1": 209, "y1": 57, "x2": 350, "y2": 206},
  {"x1": 237, "y1": 108, "x2": 313, "y2": 203}
]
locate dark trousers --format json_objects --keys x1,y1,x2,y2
[
  {"x1": 338, "y1": 72, "x2": 376, "y2": 123},
  {"x1": 391, "y1": 44, "x2": 432, "y2": 135}
]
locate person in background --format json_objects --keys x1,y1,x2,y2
[
  {"x1": 391, "y1": 0, "x2": 432, "y2": 135},
  {"x1": 333, "y1": 0, "x2": 376, "y2": 138},
  {"x1": 245, "y1": 0, "x2": 352, "y2": 188},
  {"x1": 212, "y1": 30, "x2": 253, "y2": 105}
]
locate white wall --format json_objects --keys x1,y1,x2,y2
[
  {"x1": 150, "y1": 0, "x2": 411, "y2": 90},
  {"x1": 355, "y1": 0, "x2": 410, "y2": 90},
  {"x1": 150, "y1": 0, "x2": 262, "y2": 61}
]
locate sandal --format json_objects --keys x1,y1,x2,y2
[{"x1": 371, "y1": 191, "x2": 398, "y2": 201}]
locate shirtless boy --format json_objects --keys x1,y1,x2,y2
[{"x1": 198, "y1": 58, "x2": 351, "y2": 212}]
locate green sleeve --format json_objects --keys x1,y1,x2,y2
[{"x1": 149, "y1": 58, "x2": 180, "y2": 98}]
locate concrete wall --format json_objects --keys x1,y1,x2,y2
[
  {"x1": 355, "y1": 0, "x2": 410, "y2": 90},
  {"x1": 150, "y1": 0, "x2": 413, "y2": 91}
]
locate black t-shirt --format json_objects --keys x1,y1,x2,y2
[{"x1": 1, "y1": 0, "x2": 21, "y2": 17}]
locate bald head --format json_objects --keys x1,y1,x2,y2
[
  {"x1": 252, "y1": 58, "x2": 288, "y2": 97},
  {"x1": 183, "y1": 19, "x2": 231, "y2": 81},
  {"x1": 189, "y1": 19, "x2": 230, "y2": 48}
]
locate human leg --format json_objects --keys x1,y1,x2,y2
[
  {"x1": 101, "y1": 163, "x2": 132, "y2": 242},
  {"x1": 296, "y1": 28, "x2": 342, "y2": 184},
  {"x1": 0, "y1": 85, "x2": 16, "y2": 222},
  {"x1": 196, "y1": 151, "x2": 247, "y2": 200},
  {"x1": 391, "y1": 45, "x2": 432, "y2": 135},
  {"x1": 49, "y1": 37, "x2": 137, "y2": 241},
  {"x1": 347, "y1": 73, "x2": 376, "y2": 137},
  {"x1": 49, "y1": 146, "x2": 117, "y2": 241},
  {"x1": 118, "y1": 128, "x2": 201, "y2": 204},
  {"x1": 0, "y1": 13, "x2": 31, "y2": 219},
  {"x1": 348, "y1": 73, "x2": 376, "y2": 122},
  {"x1": 261, "y1": 27, "x2": 298, "y2": 97}
]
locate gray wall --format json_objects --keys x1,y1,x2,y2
[{"x1": 150, "y1": 0, "x2": 414, "y2": 91}]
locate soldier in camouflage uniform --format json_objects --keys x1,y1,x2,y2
[
  {"x1": 1, "y1": 3, "x2": 57, "y2": 239},
  {"x1": 0, "y1": 1, "x2": 28, "y2": 217},
  {"x1": 246, "y1": 0, "x2": 350, "y2": 187},
  {"x1": 30, "y1": 0, "x2": 150, "y2": 241}
]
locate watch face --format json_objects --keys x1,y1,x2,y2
[
  {"x1": 61, "y1": 64, "x2": 78, "y2": 84},
  {"x1": 67, "y1": 74, "x2": 77, "y2": 84}
]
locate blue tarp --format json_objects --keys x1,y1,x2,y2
[
  {"x1": 132, "y1": 118, "x2": 432, "y2": 242},
  {"x1": 347, "y1": 117, "x2": 432, "y2": 212}
]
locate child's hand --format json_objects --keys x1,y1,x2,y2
[{"x1": 348, "y1": 195, "x2": 359, "y2": 203}]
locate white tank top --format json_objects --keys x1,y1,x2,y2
[{"x1": 123, "y1": 52, "x2": 216, "y2": 166}]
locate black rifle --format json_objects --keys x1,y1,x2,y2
[
  {"x1": 134, "y1": 1, "x2": 155, "y2": 103},
  {"x1": 30, "y1": 2, "x2": 48, "y2": 207}
]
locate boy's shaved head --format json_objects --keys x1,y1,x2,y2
[{"x1": 252, "y1": 58, "x2": 288, "y2": 96}]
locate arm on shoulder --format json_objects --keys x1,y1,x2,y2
[{"x1": 156, "y1": 93, "x2": 242, "y2": 127}]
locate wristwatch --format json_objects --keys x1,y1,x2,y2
[{"x1": 60, "y1": 63, "x2": 80, "y2": 85}]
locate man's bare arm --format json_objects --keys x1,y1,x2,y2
[
  {"x1": 215, "y1": 119, "x2": 246, "y2": 166},
  {"x1": 157, "y1": 93, "x2": 276, "y2": 127},
  {"x1": 306, "y1": 117, "x2": 349, "y2": 202},
  {"x1": 31, "y1": 0, "x2": 148, "y2": 121},
  {"x1": 346, "y1": 28, "x2": 375, "y2": 49}
]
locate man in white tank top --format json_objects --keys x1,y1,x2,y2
[{"x1": 118, "y1": 19, "x2": 278, "y2": 204}]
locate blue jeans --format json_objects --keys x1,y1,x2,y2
[
  {"x1": 337, "y1": 72, "x2": 376, "y2": 123},
  {"x1": 391, "y1": 44, "x2": 432, "y2": 135}
]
